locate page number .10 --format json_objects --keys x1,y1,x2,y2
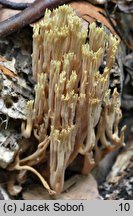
[{"x1": 119, "y1": 203, "x2": 130, "y2": 212}]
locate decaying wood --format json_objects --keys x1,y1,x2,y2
[
  {"x1": 0, "y1": 130, "x2": 20, "y2": 167},
  {"x1": 0, "y1": 70, "x2": 28, "y2": 120}
]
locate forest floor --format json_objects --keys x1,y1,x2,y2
[{"x1": 0, "y1": 0, "x2": 133, "y2": 200}]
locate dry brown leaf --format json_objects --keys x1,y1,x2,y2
[
  {"x1": 0, "y1": 8, "x2": 20, "y2": 22},
  {"x1": 81, "y1": 14, "x2": 96, "y2": 23},
  {"x1": 70, "y1": 1, "x2": 117, "y2": 36},
  {"x1": 0, "y1": 65, "x2": 16, "y2": 78},
  {"x1": 60, "y1": 174, "x2": 101, "y2": 200},
  {"x1": 23, "y1": 174, "x2": 101, "y2": 200}
]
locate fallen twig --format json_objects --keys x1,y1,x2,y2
[
  {"x1": 0, "y1": 0, "x2": 71, "y2": 37},
  {"x1": 0, "y1": 0, "x2": 31, "y2": 10}
]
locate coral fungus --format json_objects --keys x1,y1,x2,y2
[{"x1": 21, "y1": 5, "x2": 126, "y2": 194}]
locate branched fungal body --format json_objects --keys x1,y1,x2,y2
[{"x1": 21, "y1": 5, "x2": 126, "y2": 194}]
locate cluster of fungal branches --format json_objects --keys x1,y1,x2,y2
[{"x1": 9, "y1": 5, "x2": 126, "y2": 195}]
